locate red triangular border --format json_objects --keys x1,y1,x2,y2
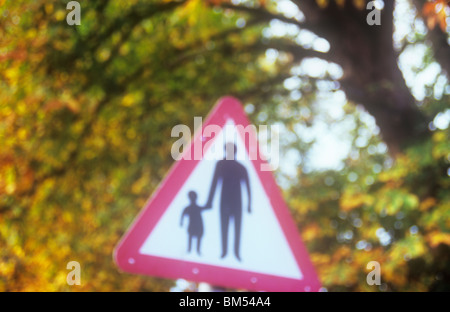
[{"x1": 114, "y1": 96, "x2": 321, "y2": 291}]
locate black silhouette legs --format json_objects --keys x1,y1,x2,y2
[
  {"x1": 220, "y1": 209, "x2": 242, "y2": 261},
  {"x1": 220, "y1": 211, "x2": 229, "y2": 259},
  {"x1": 187, "y1": 234, "x2": 202, "y2": 255},
  {"x1": 234, "y1": 212, "x2": 241, "y2": 261}
]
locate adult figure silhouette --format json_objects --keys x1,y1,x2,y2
[{"x1": 205, "y1": 142, "x2": 251, "y2": 261}]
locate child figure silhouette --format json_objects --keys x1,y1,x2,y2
[{"x1": 180, "y1": 191, "x2": 209, "y2": 255}]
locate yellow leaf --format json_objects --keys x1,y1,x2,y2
[
  {"x1": 420, "y1": 197, "x2": 436, "y2": 211},
  {"x1": 427, "y1": 232, "x2": 450, "y2": 247},
  {"x1": 336, "y1": 0, "x2": 345, "y2": 8},
  {"x1": 353, "y1": 0, "x2": 365, "y2": 10},
  {"x1": 340, "y1": 190, "x2": 372, "y2": 212},
  {"x1": 302, "y1": 223, "x2": 320, "y2": 242},
  {"x1": 122, "y1": 94, "x2": 135, "y2": 107},
  {"x1": 316, "y1": 0, "x2": 329, "y2": 9},
  {"x1": 422, "y1": 0, "x2": 449, "y2": 31}
]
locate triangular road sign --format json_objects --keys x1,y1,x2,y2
[{"x1": 114, "y1": 96, "x2": 321, "y2": 291}]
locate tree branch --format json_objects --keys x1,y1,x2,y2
[
  {"x1": 246, "y1": 38, "x2": 332, "y2": 62},
  {"x1": 220, "y1": 2, "x2": 308, "y2": 28}
]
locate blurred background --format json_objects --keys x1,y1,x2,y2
[{"x1": 0, "y1": 0, "x2": 449, "y2": 291}]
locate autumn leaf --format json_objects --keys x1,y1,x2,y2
[{"x1": 422, "y1": 0, "x2": 449, "y2": 31}]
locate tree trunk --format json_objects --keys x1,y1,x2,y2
[{"x1": 294, "y1": 0, "x2": 430, "y2": 153}]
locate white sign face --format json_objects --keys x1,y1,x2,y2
[{"x1": 139, "y1": 121, "x2": 302, "y2": 280}]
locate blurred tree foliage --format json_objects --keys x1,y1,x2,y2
[{"x1": 0, "y1": 0, "x2": 449, "y2": 291}]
